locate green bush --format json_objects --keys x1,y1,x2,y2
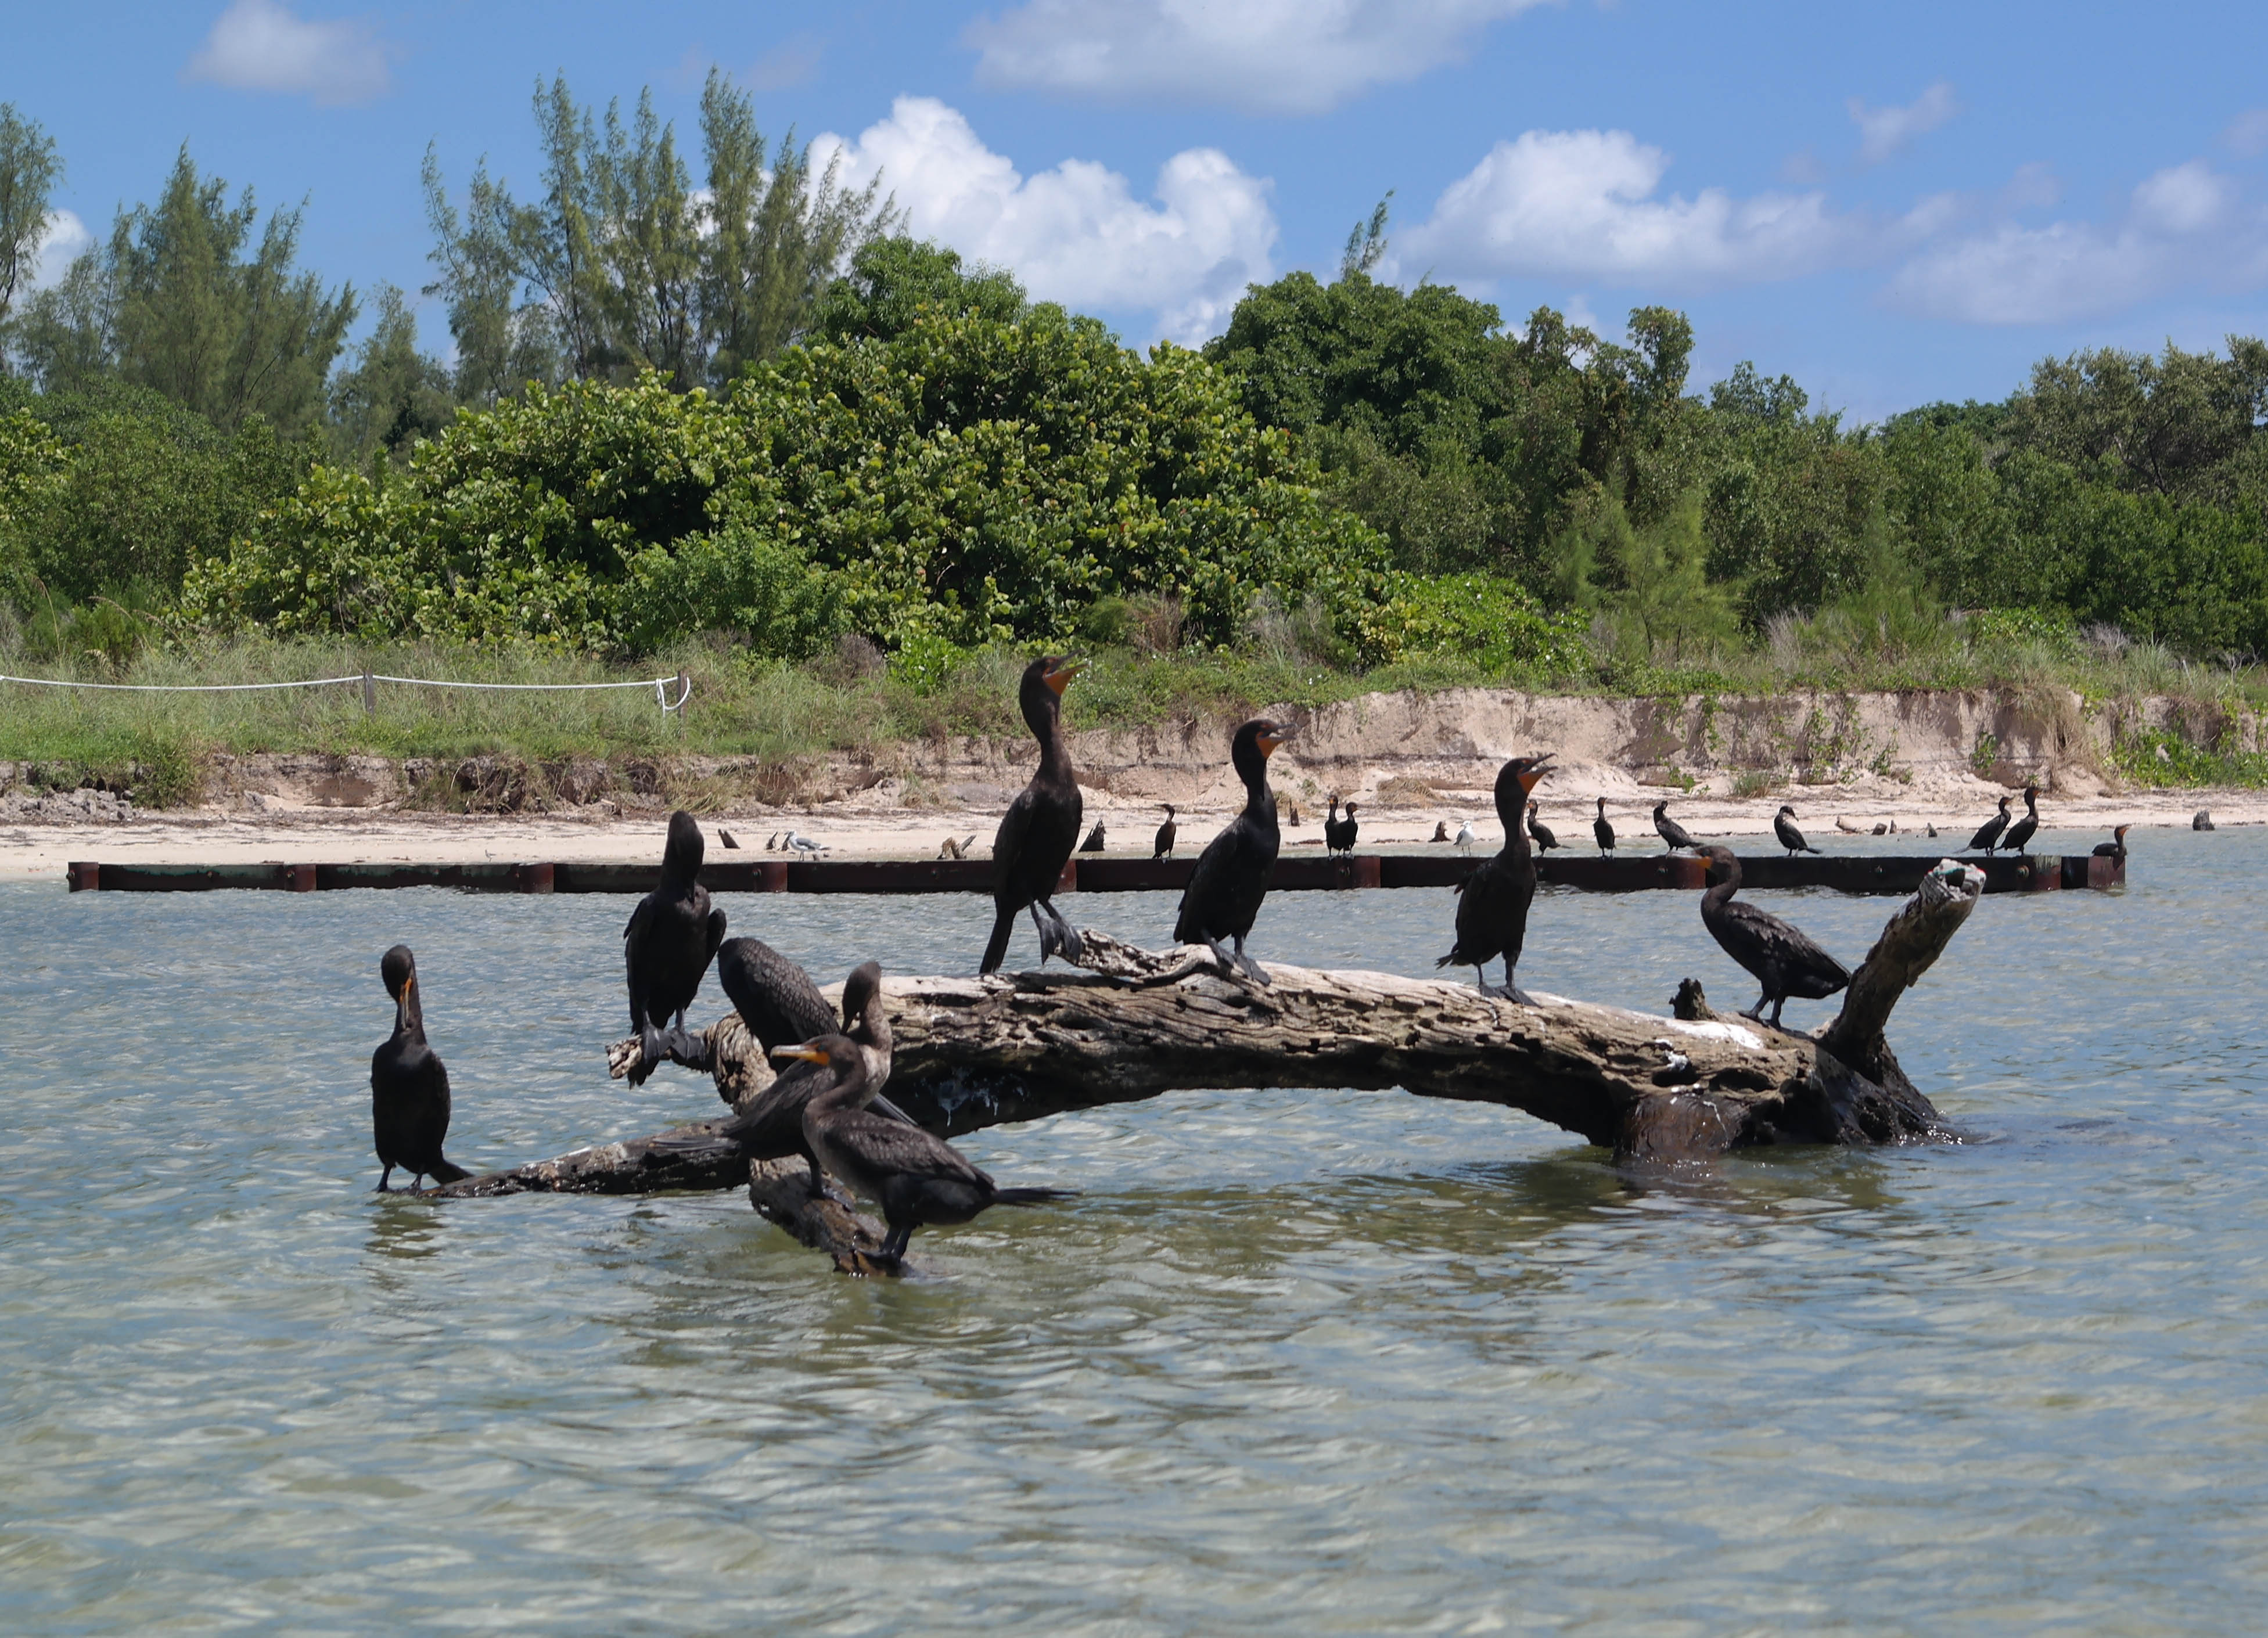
[
  {"x1": 1347, "y1": 571, "x2": 1588, "y2": 674},
  {"x1": 617, "y1": 524, "x2": 846, "y2": 658}
]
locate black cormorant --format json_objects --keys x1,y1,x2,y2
[
  {"x1": 1436, "y1": 754, "x2": 1553, "y2": 1002},
  {"x1": 1430, "y1": 820, "x2": 1451, "y2": 843},
  {"x1": 1080, "y1": 820, "x2": 1107, "y2": 854},
  {"x1": 981, "y1": 656, "x2": 1086, "y2": 974},
  {"x1": 781, "y1": 1035, "x2": 1074, "y2": 1261},
  {"x1": 1694, "y1": 845, "x2": 1850, "y2": 1027},
  {"x1": 2001, "y1": 784, "x2": 2041, "y2": 855},
  {"x1": 1173, "y1": 718, "x2": 1292, "y2": 983},
  {"x1": 1968, "y1": 794, "x2": 2012, "y2": 854},
  {"x1": 1774, "y1": 804, "x2": 1820, "y2": 857},
  {"x1": 371, "y1": 945, "x2": 470, "y2": 1191},
  {"x1": 710, "y1": 963, "x2": 916, "y2": 1186},
  {"x1": 624, "y1": 811, "x2": 728, "y2": 1086},
  {"x1": 718, "y1": 937, "x2": 836, "y2": 1054},
  {"x1": 1324, "y1": 795, "x2": 1359, "y2": 856},
  {"x1": 2092, "y1": 823, "x2": 2131, "y2": 859},
  {"x1": 1526, "y1": 801, "x2": 1560, "y2": 852},
  {"x1": 1654, "y1": 801, "x2": 1699, "y2": 853},
  {"x1": 1593, "y1": 797, "x2": 1616, "y2": 856},
  {"x1": 1153, "y1": 805, "x2": 1178, "y2": 859}
]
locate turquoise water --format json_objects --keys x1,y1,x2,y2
[{"x1": 2, "y1": 827, "x2": 2263, "y2": 1633}]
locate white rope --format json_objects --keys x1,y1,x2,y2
[
  {"x1": 0, "y1": 673, "x2": 365, "y2": 692},
  {"x1": 0, "y1": 669, "x2": 692, "y2": 710}
]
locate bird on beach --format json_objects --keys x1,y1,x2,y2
[
  {"x1": 1153, "y1": 805, "x2": 1178, "y2": 860},
  {"x1": 1654, "y1": 801, "x2": 1699, "y2": 853},
  {"x1": 781, "y1": 830, "x2": 828, "y2": 855},
  {"x1": 1694, "y1": 845, "x2": 1851, "y2": 1028},
  {"x1": 1080, "y1": 820, "x2": 1108, "y2": 854},
  {"x1": 1174, "y1": 718, "x2": 1293, "y2": 984},
  {"x1": 2000, "y1": 784, "x2": 2041, "y2": 855},
  {"x1": 1593, "y1": 797, "x2": 1616, "y2": 856},
  {"x1": 780, "y1": 1034, "x2": 1076, "y2": 1263},
  {"x1": 938, "y1": 836, "x2": 964, "y2": 859},
  {"x1": 1430, "y1": 820, "x2": 1451, "y2": 844},
  {"x1": 623, "y1": 811, "x2": 729, "y2": 1087},
  {"x1": 2092, "y1": 823, "x2": 2131, "y2": 859},
  {"x1": 1437, "y1": 754, "x2": 1553, "y2": 1002},
  {"x1": 982, "y1": 656, "x2": 1086, "y2": 975},
  {"x1": 1774, "y1": 805, "x2": 1820, "y2": 857},
  {"x1": 371, "y1": 945, "x2": 471, "y2": 1191},
  {"x1": 1526, "y1": 801, "x2": 1560, "y2": 852},
  {"x1": 1454, "y1": 819, "x2": 1476, "y2": 852},
  {"x1": 1324, "y1": 795, "x2": 1359, "y2": 857},
  {"x1": 718, "y1": 829, "x2": 741, "y2": 849},
  {"x1": 765, "y1": 832, "x2": 780, "y2": 851},
  {"x1": 1967, "y1": 794, "x2": 2011, "y2": 854}
]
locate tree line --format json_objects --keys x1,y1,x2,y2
[{"x1": 3, "y1": 92, "x2": 2267, "y2": 676}]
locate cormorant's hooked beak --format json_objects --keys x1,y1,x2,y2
[
  {"x1": 771, "y1": 1045, "x2": 830, "y2": 1065},
  {"x1": 1257, "y1": 726, "x2": 1292, "y2": 757},
  {"x1": 1043, "y1": 658, "x2": 1084, "y2": 695},
  {"x1": 1516, "y1": 753, "x2": 1554, "y2": 795}
]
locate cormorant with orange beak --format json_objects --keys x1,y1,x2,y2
[
  {"x1": 371, "y1": 945, "x2": 471, "y2": 1191},
  {"x1": 1174, "y1": 718, "x2": 1293, "y2": 983},
  {"x1": 1437, "y1": 754, "x2": 1552, "y2": 1001},
  {"x1": 981, "y1": 656, "x2": 1086, "y2": 974}
]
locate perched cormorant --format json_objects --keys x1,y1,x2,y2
[
  {"x1": 1324, "y1": 795, "x2": 1359, "y2": 857},
  {"x1": 1153, "y1": 805, "x2": 1178, "y2": 860},
  {"x1": 1436, "y1": 754, "x2": 1553, "y2": 1002},
  {"x1": 718, "y1": 828, "x2": 741, "y2": 849},
  {"x1": 2001, "y1": 784, "x2": 2041, "y2": 855},
  {"x1": 371, "y1": 945, "x2": 470, "y2": 1191},
  {"x1": 1526, "y1": 801, "x2": 1560, "y2": 852},
  {"x1": 2194, "y1": 810, "x2": 2216, "y2": 832},
  {"x1": 1593, "y1": 797, "x2": 1616, "y2": 856},
  {"x1": 781, "y1": 1035, "x2": 1075, "y2": 1261},
  {"x1": 2092, "y1": 823, "x2": 2131, "y2": 859},
  {"x1": 1694, "y1": 845, "x2": 1851, "y2": 1027},
  {"x1": 1430, "y1": 820, "x2": 1451, "y2": 843},
  {"x1": 717, "y1": 937, "x2": 835, "y2": 1054},
  {"x1": 1080, "y1": 820, "x2": 1108, "y2": 854},
  {"x1": 1774, "y1": 804, "x2": 1820, "y2": 857},
  {"x1": 624, "y1": 811, "x2": 729, "y2": 1086},
  {"x1": 981, "y1": 656, "x2": 1086, "y2": 975},
  {"x1": 1967, "y1": 794, "x2": 2012, "y2": 854},
  {"x1": 1654, "y1": 801, "x2": 1699, "y2": 853},
  {"x1": 1173, "y1": 718, "x2": 1292, "y2": 983},
  {"x1": 709, "y1": 964, "x2": 917, "y2": 1186}
]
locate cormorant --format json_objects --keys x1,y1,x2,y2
[
  {"x1": 2194, "y1": 810, "x2": 2216, "y2": 832},
  {"x1": 1430, "y1": 820, "x2": 1450, "y2": 843},
  {"x1": 718, "y1": 828, "x2": 741, "y2": 849},
  {"x1": 1593, "y1": 797, "x2": 1616, "y2": 856},
  {"x1": 624, "y1": 811, "x2": 728, "y2": 1086},
  {"x1": 2001, "y1": 784, "x2": 2041, "y2": 855},
  {"x1": 1173, "y1": 718, "x2": 1292, "y2": 984},
  {"x1": 371, "y1": 945, "x2": 470, "y2": 1191},
  {"x1": 1153, "y1": 805, "x2": 1178, "y2": 860},
  {"x1": 1967, "y1": 794, "x2": 2012, "y2": 854},
  {"x1": 709, "y1": 963, "x2": 918, "y2": 1187},
  {"x1": 1080, "y1": 820, "x2": 1108, "y2": 854},
  {"x1": 2092, "y1": 823, "x2": 2131, "y2": 859},
  {"x1": 1324, "y1": 795, "x2": 1359, "y2": 857},
  {"x1": 781, "y1": 1035, "x2": 1075, "y2": 1261},
  {"x1": 981, "y1": 656, "x2": 1086, "y2": 975},
  {"x1": 1694, "y1": 845, "x2": 1850, "y2": 1027},
  {"x1": 717, "y1": 937, "x2": 836, "y2": 1056},
  {"x1": 1774, "y1": 804, "x2": 1820, "y2": 857},
  {"x1": 1654, "y1": 801, "x2": 1699, "y2": 853},
  {"x1": 1526, "y1": 801, "x2": 1560, "y2": 852},
  {"x1": 1436, "y1": 754, "x2": 1552, "y2": 1002}
]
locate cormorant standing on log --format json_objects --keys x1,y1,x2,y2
[
  {"x1": 1436, "y1": 754, "x2": 1553, "y2": 1002},
  {"x1": 1774, "y1": 805, "x2": 1820, "y2": 857},
  {"x1": 1695, "y1": 845, "x2": 1850, "y2": 1027},
  {"x1": 1594, "y1": 797, "x2": 1616, "y2": 856},
  {"x1": 717, "y1": 937, "x2": 835, "y2": 1056},
  {"x1": 980, "y1": 656, "x2": 1086, "y2": 974},
  {"x1": 781, "y1": 1035, "x2": 1076, "y2": 1262},
  {"x1": 709, "y1": 963, "x2": 917, "y2": 1186},
  {"x1": 2093, "y1": 824, "x2": 2131, "y2": 859},
  {"x1": 1174, "y1": 718, "x2": 1292, "y2": 983},
  {"x1": 624, "y1": 811, "x2": 728, "y2": 1086},
  {"x1": 1968, "y1": 794, "x2": 2012, "y2": 854},
  {"x1": 2002, "y1": 784, "x2": 2041, "y2": 855},
  {"x1": 371, "y1": 945, "x2": 470, "y2": 1191},
  {"x1": 1153, "y1": 805, "x2": 1178, "y2": 860},
  {"x1": 1654, "y1": 801, "x2": 1699, "y2": 853},
  {"x1": 1080, "y1": 820, "x2": 1108, "y2": 854},
  {"x1": 1324, "y1": 795, "x2": 1359, "y2": 857}
]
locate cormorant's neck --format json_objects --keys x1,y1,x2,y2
[
  {"x1": 393, "y1": 988, "x2": 426, "y2": 1045},
  {"x1": 1233, "y1": 744, "x2": 1273, "y2": 818},
  {"x1": 807, "y1": 1070, "x2": 871, "y2": 1115},
  {"x1": 1702, "y1": 859, "x2": 1741, "y2": 910},
  {"x1": 1025, "y1": 690, "x2": 1073, "y2": 779}
]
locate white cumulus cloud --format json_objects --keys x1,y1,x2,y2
[
  {"x1": 1848, "y1": 81, "x2": 1959, "y2": 167},
  {"x1": 815, "y1": 97, "x2": 1276, "y2": 342},
  {"x1": 30, "y1": 209, "x2": 92, "y2": 289},
  {"x1": 966, "y1": 0, "x2": 1551, "y2": 116},
  {"x1": 184, "y1": 0, "x2": 391, "y2": 106},
  {"x1": 1884, "y1": 161, "x2": 2253, "y2": 324},
  {"x1": 1397, "y1": 128, "x2": 1878, "y2": 290}
]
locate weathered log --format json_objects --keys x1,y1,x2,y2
[{"x1": 437, "y1": 861, "x2": 1985, "y2": 1210}]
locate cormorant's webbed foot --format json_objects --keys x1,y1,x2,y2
[
  {"x1": 631, "y1": 1021, "x2": 668, "y2": 1085},
  {"x1": 1231, "y1": 937, "x2": 1271, "y2": 987},
  {"x1": 1504, "y1": 986, "x2": 1539, "y2": 1007}
]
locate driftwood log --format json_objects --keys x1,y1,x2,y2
[{"x1": 435, "y1": 860, "x2": 1986, "y2": 1258}]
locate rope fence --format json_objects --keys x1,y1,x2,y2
[{"x1": 0, "y1": 669, "x2": 693, "y2": 712}]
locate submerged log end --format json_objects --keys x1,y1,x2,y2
[{"x1": 746, "y1": 1157, "x2": 898, "y2": 1275}]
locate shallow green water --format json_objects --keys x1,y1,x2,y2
[{"x1": 3, "y1": 829, "x2": 2263, "y2": 1634}]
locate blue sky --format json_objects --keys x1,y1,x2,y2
[{"x1": 11, "y1": 1, "x2": 2268, "y2": 420}]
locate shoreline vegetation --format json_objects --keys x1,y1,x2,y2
[{"x1": 5, "y1": 91, "x2": 2268, "y2": 813}]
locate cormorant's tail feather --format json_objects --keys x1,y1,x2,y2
[
  {"x1": 980, "y1": 903, "x2": 1016, "y2": 975},
  {"x1": 993, "y1": 1186, "x2": 1078, "y2": 1207},
  {"x1": 1433, "y1": 950, "x2": 1460, "y2": 970},
  {"x1": 429, "y1": 1158, "x2": 471, "y2": 1184}
]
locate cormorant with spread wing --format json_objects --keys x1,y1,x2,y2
[
  {"x1": 1436, "y1": 754, "x2": 1553, "y2": 1002},
  {"x1": 1654, "y1": 801, "x2": 1699, "y2": 853},
  {"x1": 624, "y1": 811, "x2": 728, "y2": 1086},
  {"x1": 1695, "y1": 845, "x2": 1850, "y2": 1027},
  {"x1": 980, "y1": 656, "x2": 1086, "y2": 974},
  {"x1": 1774, "y1": 804, "x2": 1820, "y2": 857},
  {"x1": 1593, "y1": 797, "x2": 1616, "y2": 856},
  {"x1": 2002, "y1": 784, "x2": 2041, "y2": 855},
  {"x1": 1173, "y1": 719, "x2": 1292, "y2": 983},
  {"x1": 781, "y1": 1035, "x2": 1076, "y2": 1262},
  {"x1": 371, "y1": 945, "x2": 470, "y2": 1191},
  {"x1": 1968, "y1": 793, "x2": 2012, "y2": 854}
]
